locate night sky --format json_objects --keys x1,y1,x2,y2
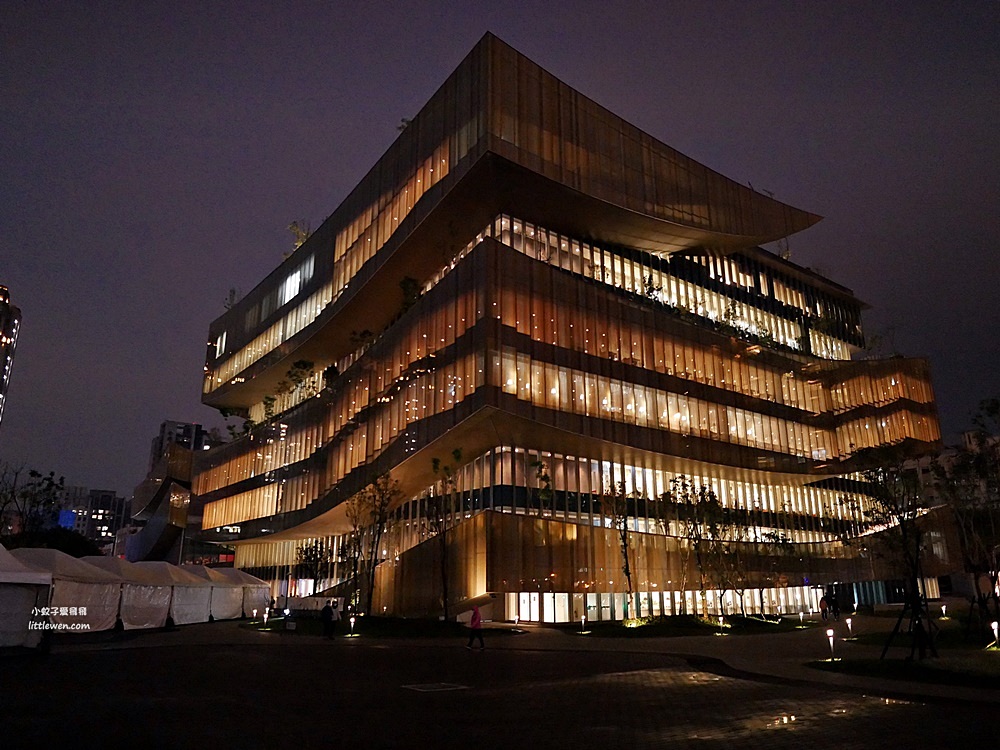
[{"x1": 2, "y1": 2, "x2": 997, "y2": 495}]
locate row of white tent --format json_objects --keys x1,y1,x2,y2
[{"x1": 0, "y1": 545, "x2": 271, "y2": 648}]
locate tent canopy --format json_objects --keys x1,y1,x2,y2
[
  {"x1": 132, "y1": 561, "x2": 211, "y2": 586},
  {"x1": 180, "y1": 565, "x2": 243, "y2": 587},
  {"x1": 209, "y1": 567, "x2": 268, "y2": 586},
  {"x1": 11, "y1": 548, "x2": 123, "y2": 584},
  {"x1": 0, "y1": 544, "x2": 52, "y2": 586},
  {"x1": 82, "y1": 556, "x2": 171, "y2": 586}
]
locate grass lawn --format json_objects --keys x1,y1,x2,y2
[
  {"x1": 239, "y1": 615, "x2": 519, "y2": 639},
  {"x1": 808, "y1": 653, "x2": 1000, "y2": 690},
  {"x1": 564, "y1": 614, "x2": 814, "y2": 638},
  {"x1": 848, "y1": 623, "x2": 995, "y2": 652}
]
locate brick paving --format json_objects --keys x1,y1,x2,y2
[{"x1": 1, "y1": 616, "x2": 992, "y2": 749}]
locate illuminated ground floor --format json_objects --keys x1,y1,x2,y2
[{"x1": 229, "y1": 444, "x2": 949, "y2": 622}]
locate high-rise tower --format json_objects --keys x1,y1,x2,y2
[{"x1": 0, "y1": 285, "x2": 21, "y2": 433}]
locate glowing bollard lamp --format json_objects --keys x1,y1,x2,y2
[
  {"x1": 992, "y1": 621, "x2": 999, "y2": 647},
  {"x1": 826, "y1": 628, "x2": 836, "y2": 660},
  {"x1": 350, "y1": 616, "x2": 357, "y2": 636},
  {"x1": 580, "y1": 615, "x2": 587, "y2": 634},
  {"x1": 846, "y1": 617, "x2": 853, "y2": 637},
  {"x1": 798, "y1": 612, "x2": 804, "y2": 626}
]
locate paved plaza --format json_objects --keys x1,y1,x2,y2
[{"x1": 2, "y1": 615, "x2": 994, "y2": 749}]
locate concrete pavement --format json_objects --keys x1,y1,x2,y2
[{"x1": 33, "y1": 610, "x2": 1000, "y2": 704}]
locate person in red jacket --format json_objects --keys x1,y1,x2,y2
[{"x1": 466, "y1": 605, "x2": 485, "y2": 649}]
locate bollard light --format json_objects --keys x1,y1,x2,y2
[
  {"x1": 581, "y1": 615, "x2": 586, "y2": 633},
  {"x1": 350, "y1": 615, "x2": 356, "y2": 636},
  {"x1": 283, "y1": 608, "x2": 290, "y2": 617},
  {"x1": 798, "y1": 612, "x2": 804, "y2": 625},
  {"x1": 252, "y1": 608, "x2": 258, "y2": 620},
  {"x1": 514, "y1": 615, "x2": 519, "y2": 628},
  {"x1": 992, "y1": 621, "x2": 998, "y2": 646},
  {"x1": 826, "y1": 628, "x2": 836, "y2": 660},
  {"x1": 941, "y1": 604, "x2": 947, "y2": 618},
  {"x1": 846, "y1": 617, "x2": 853, "y2": 637},
  {"x1": 263, "y1": 611, "x2": 269, "y2": 625}
]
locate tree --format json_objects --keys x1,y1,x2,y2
[
  {"x1": 357, "y1": 473, "x2": 401, "y2": 614},
  {"x1": 288, "y1": 220, "x2": 311, "y2": 251},
  {"x1": 531, "y1": 460, "x2": 553, "y2": 515},
  {"x1": 275, "y1": 360, "x2": 316, "y2": 399},
  {"x1": 398, "y1": 276, "x2": 422, "y2": 317},
  {"x1": 716, "y1": 517, "x2": 752, "y2": 618},
  {"x1": 0, "y1": 465, "x2": 64, "y2": 537},
  {"x1": 430, "y1": 449, "x2": 462, "y2": 621},
  {"x1": 754, "y1": 530, "x2": 794, "y2": 617},
  {"x1": 295, "y1": 539, "x2": 334, "y2": 595},
  {"x1": 667, "y1": 476, "x2": 725, "y2": 615},
  {"x1": 343, "y1": 498, "x2": 365, "y2": 612},
  {"x1": 601, "y1": 481, "x2": 635, "y2": 619},
  {"x1": 223, "y1": 287, "x2": 242, "y2": 310},
  {"x1": 933, "y1": 398, "x2": 1000, "y2": 635},
  {"x1": 855, "y1": 444, "x2": 938, "y2": 659}
]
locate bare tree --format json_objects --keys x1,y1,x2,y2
[
  {"x1": 668, "y1": 476, "x2": 724, "y2": 615},
  {"x1": 295, "y1": 539, "x2": 334, "y2": 595},
  {"x1": 0, "y1": 466, "x2": 63, "y2": 537},
  {"x1": 855, "y1": 444, "x2": 938, "y2": 659},
  {"x1": 601, "y1": 481, "x2": 635, "y2": 618},
  {"x1": 343, "y1": 496, "x2": 365, "y2": 613},
  {"x1": 934, "y1": 398, "x2": 1000, "y2": 636},
  {"x1": 359, "y1": 474, "x2": 401, "y2": 614},
  {"x1": 430, "y1": 449, "x2": 462, "y2": 621},
  {"x1": 0, "y1": 463, "x2": 23, "y2": 535}
]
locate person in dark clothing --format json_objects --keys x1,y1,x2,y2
[
  {"x1": 466, "y1": 605, "x2": 485, "y2": 649},
  {"x1": 830, "y1": 593, "x2": 841, "y2": 621},
  {"x1": 321, "y1": 600, "x2": 336, "y2": 638}
]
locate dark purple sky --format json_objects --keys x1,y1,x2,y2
[{"x1": 2, "y1": 2, "x2": 998, "y2": 494}]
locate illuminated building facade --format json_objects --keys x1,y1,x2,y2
[
  {"x1": 0, "y1": 285, "x2": 21, "y2": 434},
  {"x1": 195, "y1": 35, "x2": 940, "y2": 621}
]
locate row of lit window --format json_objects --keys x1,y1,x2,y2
[{"x1": 227, "y1": 443, "x2": 881, "y2": 572}]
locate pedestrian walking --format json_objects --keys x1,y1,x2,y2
[
  {"x1": 321, "y1": 599, "x2": 336, "y2": 638},
  {"x1": 819, "y1": 596, "x2": 829, "y2": 621},
  {"x1": 466, "y1": 605, "x2": 485, "y2": 650},
  {"x1": 830, "y1": 593, "x2": 840, "y2": 621}
]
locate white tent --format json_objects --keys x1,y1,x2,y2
[
  {"x1": 11, "y1": 548, "x2": 122, "y2": 632},
  {"x1": 210, "y1": 567, "x2": 271, "y2": 616},
  {"x1": 180, "y1": 565, "x2": 244, "y2": 621},
  {"x1": 0, "y1": 544, "x2": 52, "y2": 648},
  {"x1": 132, "y1": 562, "x2": 212, "y2": 625},
  {"x1": 82, "y1": 556, "x2": 172, "y2": 630}
]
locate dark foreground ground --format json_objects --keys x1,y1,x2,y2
[{"x1": 1, "y1": 616, "x2": 993, "y2": 750}]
